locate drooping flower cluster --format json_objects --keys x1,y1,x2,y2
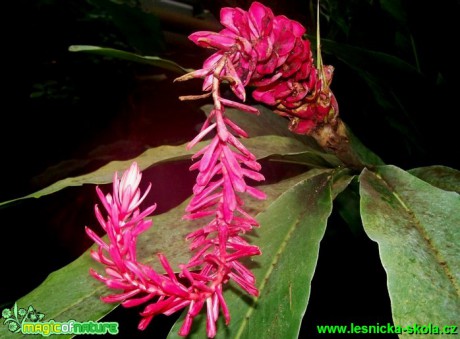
[
  {"x1": 181, "y1": 1, "x2": 338, "y2": 135},
  {"x1": 86, "y1": 2, "x2": 339, "y2": 338}
]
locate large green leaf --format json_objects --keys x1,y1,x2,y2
[
  {"x1": 409, "y1": 165, "x2": 460, "y2": 193},
  {"x1": 0, "y1": 135, "x2": 307, "y2": 207},
  {"x1": 359, "y1": 165, "x2": 460, "y2": 329},
  {"x1": 168, "y1": 169, "x2": 341, "y2": 339},
  {"x1": 68, "y1": 45, "x2": 192, "y2": 74},
  {"x1": 268, "y1": 150, "x2": 342, "y2": 169}
]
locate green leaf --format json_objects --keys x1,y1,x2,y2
[
  {"x1": 359, "y1": 165, "x2": 460, "y2": 328},
  {"x1": 168, "y1": 169, "x2": 336, "y2": 338},
  {"x1": 0, "y1": 135, "x2": 306, "y2": 206},
  {"x1": 68, "y1": 45, "x2": 192, "y2": 75},
  {"x1": 269, "y1": 149, "x2": 343, "y2": 168},
  {"x1": 333, "y1": 177, "x2": 363, "y2": 235},
  {"x1": 331, "y1": 169, "x2": 355, "y2": 198},
  {"x1": 409, "y1": 165, "x2": 460, "y2": 193}
]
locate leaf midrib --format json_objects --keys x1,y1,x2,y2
[{"x1": 373, "y1": 171, "x2": 459, "y2": 295}]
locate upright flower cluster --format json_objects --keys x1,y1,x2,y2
[
  {"x1": 86, "y1": 156, "x2": 263, "y2": 337},
  {"x1": 181, "y1": 1, "x2": 338, "y2": 135}
]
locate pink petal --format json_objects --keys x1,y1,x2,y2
[
  {"x1": 248, "y1": 1, "x2": 274, "y2": 37},
  {"x1": 220, "y1": 7, "x2": 251, "y2": 39},
  {"x1": 246, "y1": 186, "x2": 267, "y2": 200},
  {"x1": 220, "y1": 8, "x2": 240, "y2": 34},
  {"x1": 250, "y1": 72, "x2": 282, "y2": 87},
  {"x1": 204, "y1": 51, "x2": 224, "y2": 69},
  {"x1": 215, "y1": 285, "x2": 230, "y2": 325},
  {"x1": 189, "y1": 31, "x2": 236, "y2": 51},
  {"x1": 206, "y1": 297, "x2": 217, "y2": 338},
  {"x1": 225, "y1": 59, "x2": 246, "y2": 101},
  {"x1": 101, "y1": 289, "x2": 140, "y2": 303},
  {"x1": 281, "y1": 58, "x2": 302, "y2": 77},
  {"x1": 222, "y1": 144, "x2": 243, "y2": 178},
  {"x1": 199, "y1": 137, "x2": 220, "y2": 173},
  {"x1": 223, "y1": 117, "x2": 249, "y2": 138},
  {"x1": 186, "y1": 122, "x2": 216, "y2": 150},
  {"x1": 220, "y1": 98, "x2": 260, "y2": 114},
  {"x1": 291, "y1": 20, "x2": 306, "y2": 37},
  {"x1": 228, "y1": 271, "x2": 259, "y2": 296},
  {"x1": 122, "y1": 293, "x2": 157, "y2": 308}
]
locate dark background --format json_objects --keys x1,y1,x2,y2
[{"x1": 1, "y1": 0, "x2": 458, "y2": 338}]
